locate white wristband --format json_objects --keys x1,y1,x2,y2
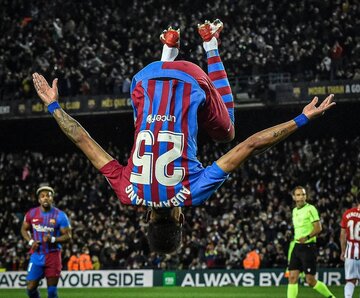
[
  {"x1": 51, "y1": 237, "x2": 56, "y2": 243},
  {"x1": 28, "y1": 239, "x2": 34, "y2": 246}
]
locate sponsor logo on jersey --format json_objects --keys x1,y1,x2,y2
[
  {"x1": 50, "y1": 218, "x2": 56, "y2": 225},
  {"x1": 146, "y1": 114, "x2": 176, "y2": 124},
  {"x1": 32, "y1": 224, "x2": 55, "y2": 233}
]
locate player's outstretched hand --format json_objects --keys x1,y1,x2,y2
[
  {"x1": 302, "y1": 94, "x2": 336, "y2": 120},
  {"x1": 32, "y1": 73, "x2": 59, "y2": 105}
]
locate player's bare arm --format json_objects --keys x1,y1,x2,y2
[
  {"x1": 43, "y1": 227, "x2": 72, "y2": 244},
  {"x1": 297, "y1": 220, "x2": 322, "y2": 243},
  {"x1": 20, "y1": 221, "x2": 32, "y2": 242},
  {"x1": 340, "y1": 228, "x2": 346, "y2": 261},
  {"x1": 32, "y1": 73, "x2": 113, "y2": 170},
  {"x1": 21, "y1": 221, "x2": 40, "y2": 251},
  {"x1": 216, "y1": 95, "x2": 336, "y2": 173}
]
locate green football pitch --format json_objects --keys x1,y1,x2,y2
[{"x1": 0, "y1": 286, "x2": 351, "y2": 297}]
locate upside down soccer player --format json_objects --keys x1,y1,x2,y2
[{"x1": 32, "y1": 20, "x2": 336, "y2": 254}]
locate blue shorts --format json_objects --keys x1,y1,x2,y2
[
  {"x1": 27, "y1": 251, "x2": 62, "y2": 281},
  {"x1": 190, "y1": 161, "x2": 229, "y2": 206}
]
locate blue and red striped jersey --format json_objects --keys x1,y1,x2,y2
[
  {"x1": 101, "y1": 60, "x2": 233, "y2": 207},
  {"x1": 24, "y1": 207, "x2": 70, "y2": 254}
]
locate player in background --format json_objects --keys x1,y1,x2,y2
[
  {"x1": 32, "y1": 18, "x2": 336, "y2": 253},
  {"x1": 287, "y1": 186, "x2": 336, "y2": 298},
  {"x1": 21, "y1": 186, "x2": 71, "y2": 298},
  {"x1": 340, "y1": 203, "x2": 360, "y2": 298}
]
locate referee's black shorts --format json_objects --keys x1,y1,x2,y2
[{"x1": 288, "y1": 243, "x2": 317, "y2": 275}]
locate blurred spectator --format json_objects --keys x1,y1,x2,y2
[
  {"x1": 330, "y1": 41, "x2": 344, "y2": 80},
  {"x1": 0, "y1": 0, "x2": 359, "y2": 101},
  {"x1": 92, "y1": 256, "x2": 101, "y2": 270},
  {"x1": 67, "y1": 251, "x2": 80, "y2": 271},
  {"x1": 205, "y1": 243, "x2": 218, "y2": 268},
  {"x1": 79, "y1": 247, "x2": 93, "y2": 271},
  {"x1": 0, "y1": 136, "x2": 359, "y2": 270},
  {"x1": 243, "y1": 249, "x2": 261, "y2": 269}
]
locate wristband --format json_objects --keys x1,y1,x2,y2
[
  {"x1": 294, "y1": 113, "x2": 309, "y2": 128},
  {"x1": 28, "y1": 239, "x2": 34, "y2": 246},
  {"x1": 51, "y1": 237, "x2": 56, "y2": 243},
  {"x1": 47, "y1": 101, "x2": 61, "y2": 114}
]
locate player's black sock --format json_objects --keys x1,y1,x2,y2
[{"x1": 27, "y1": 288, "x2": 40, "y2": 298}]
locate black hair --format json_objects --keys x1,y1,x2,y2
[{"x1": 147, "y1": 217, "x2": 182, "y2": 254}]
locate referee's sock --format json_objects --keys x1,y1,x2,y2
[
  {"x1": 287, "y1": 283, "x2": 298, "y2": 298},
  {"x1": 344, "y1": 281, "x2": 355, "y2": 297},
  {"x1": 313, "y1": 280, "x2": 335, "y2": 297}
]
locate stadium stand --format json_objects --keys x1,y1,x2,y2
[
  {"x1": 1, "y1": 0, "x2": 359, "y2": 101},
  {"x1": 1, "y1": 136, "x2": 359, "y2": 270},
  {"x1": 0, "y1": 0, "x2": 359, "y2": 274}
]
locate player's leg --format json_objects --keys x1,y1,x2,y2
[
  {"x1": 287, "y1": 244, "x2": 304, "y2": 298},
  {"x1": 26, "y1": 254, "x2": 44, "y2": 298},
  {"x1": 310, "y1": 276, "x2": 336, "y2": 297},
  {"x1": 198, "y1": 19, "x2": 234, "y2": 123},
  {"x1": 27, "y1": 281, "x2": 41, "y2": 298},
  {"x1": 46, "y1": 277, "x2": 60, "y2": 298},
  {"x1": 160, "y1": 27, "x2": 180, "y2": 62},
  {"x1": 344, "y1": 258, "x2": 358, "y2": 298},
  {"x1": 44, "y1": 251, "x2": 62, "y2": 298},
  {"x1": 344, "y1": 280, "x2": 355, "y2": 298},
  {"x1": 287, "y1": 270, "x2": 300, "y2": 298},
  {"x1": 302, "y1": 244, "x2": 335, "y2": 297}
]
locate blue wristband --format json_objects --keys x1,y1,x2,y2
[
  {"x1": 47, "y1": 101, "x2": 61, "y2": 114},
  {"x1": 293, "y1": 113, "x2": 309, "y2": 128}
]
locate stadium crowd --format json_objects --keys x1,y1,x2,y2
[
  {"x1": 0, "y1": 136, "x2": 359, "y2": 271},
  {"x1": 1, "y1": 0, "x2": 360, "y2": 101}
]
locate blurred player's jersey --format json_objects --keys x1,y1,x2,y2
[
  {"x1": 341, "y1": 207, "x2": 360, "y2": 259},
  {"x1": 24, "y1": 207, "x2": 70, "y2": 254},
  {"x1": 101, "y1": 61, "x2": 232, "y2": 207}
]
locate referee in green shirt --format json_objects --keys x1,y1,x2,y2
[{"x1": 287, "y1": 186, "x2": 336, "y2": 298}]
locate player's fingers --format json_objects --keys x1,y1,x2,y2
[
  {"x1": 322, "y1": 102, "x2": 336, "y2": 111},
  {"x1": 311, "y1": 96, "x2": 318, "y2": 106},
  {"x1": 320, "y1": 94, "x2": 334, "y2": 107},
  {"x1": 326, "y1": 94, "x2": 334, "y2": 105},
  {"x1": 39, "y1": 74, "x2": 48, "y2": 88},
  {"x1": 33, "y1": 75, "x2": 42, "y2": 91},
  {"x1": 52, "y1": 78, "x2": 58, "y2": 90},
  {"x1": 34, "y1": 74, "x2": 43, "y2": 90},
  {"x1": 320, "y1": 94, "x2": 335, "y2": 109}
]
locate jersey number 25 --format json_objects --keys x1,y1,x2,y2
[{"x1": 130, "y1": 130, "x2": 185, "y2": 186}]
